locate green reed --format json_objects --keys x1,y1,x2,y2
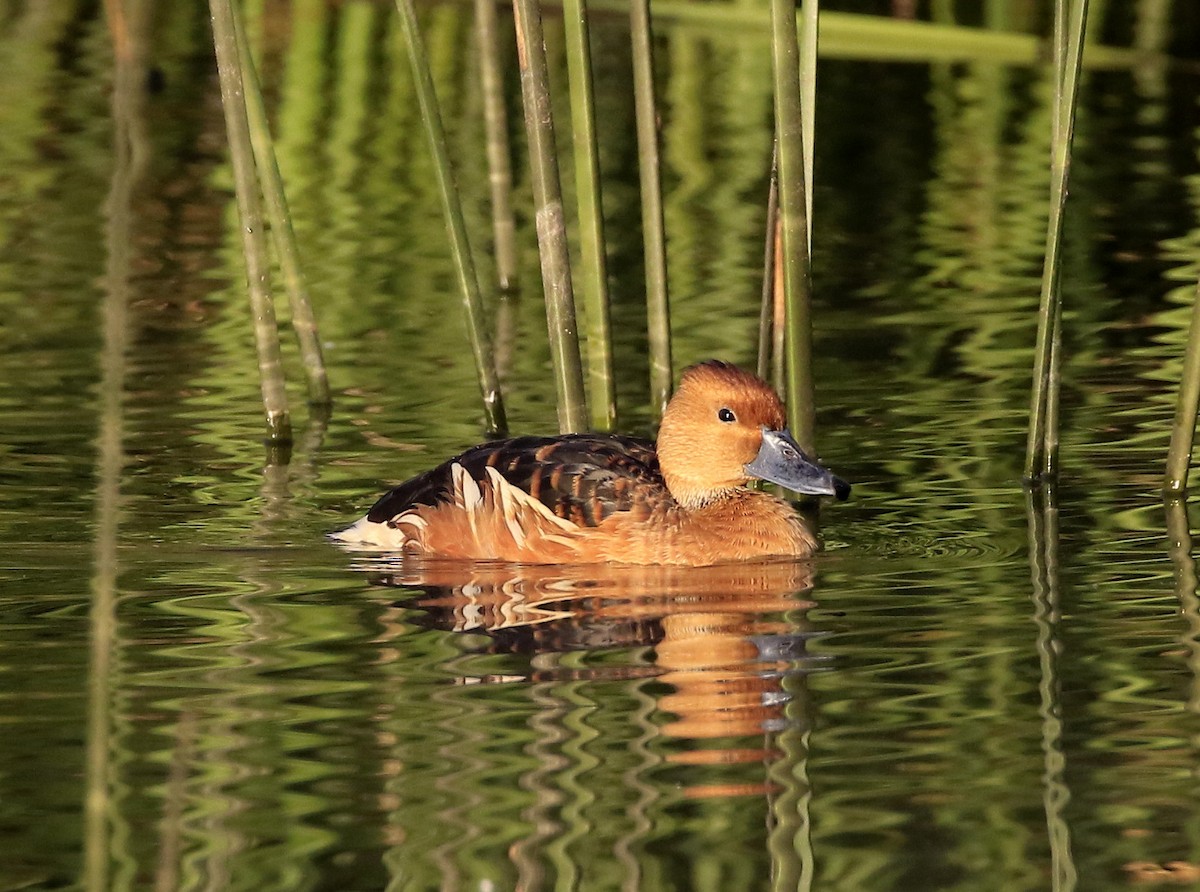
[
  {"x1": 770, "y1": 0, "x2": 816, "y2": 452},
  {"x1": 1165, "y1": 277, "x2": 1200, "y2": 493},
  {"x1": 395, "y1": 0, "x2": 509, "y2": 435},
  {"x1": 562, "y1": 0, "x2": 617, "y2": 430},
  {"x1": 209, "y1": 0, "x2": 292, "y2": 445},
  {"x1": 757, "y1": 144, "x2": 779, "y2": 381},
  {"x1": 512, "y1": 0, "x2": 589, "y2": 433},
  {"x1": 232, "y1": 12, "x2": 330, "y2": 408},
  {"x1": 473, "y1": 0, "x2": 519, "y2": 291},
  {"x1": 800, "y1": 0, "x2": 817, "y2": 250},
  {"x1": 1024, "y1": 0, "x2": 1088, "y2": 481},
  {"x1": 630, "y1": 0, "x2": 673, "y2": 415}
]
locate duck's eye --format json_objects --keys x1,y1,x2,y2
[{"x1": 718, "y1": 407, "x2": 736, "y2": 423}]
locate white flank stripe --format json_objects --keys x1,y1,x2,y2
[{"x1": 486, "y1": 467, "x2": 527, "y2": 548}]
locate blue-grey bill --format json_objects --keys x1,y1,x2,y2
[{"x1": 744, "y1": 428, "x2": 851, "y2": 501}]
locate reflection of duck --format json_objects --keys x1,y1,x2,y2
[
  {"x1": 334, "y1": 361, "x2": 849, "y2": 565},
  {"x1": 374, "y1": 560, "x2": 823, "y2": 797}
]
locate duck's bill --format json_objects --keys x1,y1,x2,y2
[{"x1": 745, "y1": 428, "x2": 851, "y2": 501}]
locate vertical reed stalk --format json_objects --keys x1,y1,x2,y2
[
  {"x1": 770, "y1": 0, "x2": 815, "y2": 452},
  {"x1": 473, "y1": 0, "x2": 519, "y2": 290},
  {"x1": 758, "y1": 144, "x2": 780, "y2": 380},
  {"x1": 395, "y1": 0, "x2": 508, "y2": 434},
  {"x1": 629, "y1": 0, "x2": 672, "y2": 415},
  {"x1": 1042, "y1": 0, "x2": 1068, "y2": 481},
  {"x1": 511, "y1": 0, "x2": 589, "y2": 432},
  {"x1": 232, "y1": 11, "x2": 330, "y2": 408},
  {"x1": 799, "y1": 0, "x2": 818, "y2": 251},
  {"x1": 772, "y1": 220, "x2": 786, "y2": 395},
  {"x1": 210, "y1": 0, "x2": 292, "y2": 444},
  {"x1": 1165, "y1": 278, "x2": 1200, "y2": 493},
  {"x1": 1024, "y1": 0, "x2": 1087, "y2": 481},
  {"x1": 562, "y1": 0, "x2": 617, "y2": 430},
  {"x1": 1044, "y1": 301, "x2": 1063, "y2": 477}
]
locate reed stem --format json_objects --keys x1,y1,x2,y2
[
  {"x1": 758, "y1": 143, "x2": 780, "y2": 381},
  {"x1": 772, "y1": 218, "x2": 786, "y2": 395},
  {"x1": 630, "y1": 0, "x2": 672, "y2": 415},
  {"x1": 473, "y1": 0, "x2": 519, "y2": 291},
  {"x1": 562, "y1": 0, "x2": 617, "y2": 430},
  {"x1": 1044, "y1": 300, "x2": 1063, "y2": 478},
  {"x1": 1165, "y1": 278, "x2": 1200, "y2": 493},
  {"x1": 512, "y1": 0, "x2": 589, "y2": 433},
  {"x1": 210, "y1": 0, "x2": 292, "y2": 444},
  {"x1": 395, "y1": 0, "x2": 508, "y2": 435},
  {"x1": 770, "y1": 0, "x2": 816, "y2": 453},
  {"x1": 232, "y1": 11, "x2": 331, "y2": 408},
  {"x1": 800, "y1": 0, "x2": 817, "y2": 251},
  {"x1": 1024, "y1": 0, "x2": 1087, "y2": 481}
]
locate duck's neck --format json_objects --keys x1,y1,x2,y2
[
  {"x1": 665, "y1": 480, "x2": 739, "y2": 510},
  {"x1": 660, "y1": 463, "x2": 750, "y2": 509},
  {"x1": 668, "y1": 488, "x2": 817, "y2": 561}
]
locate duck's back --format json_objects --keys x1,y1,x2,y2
[
  {"x1": 332, "y1": 434, "x2": 677, "y2": 560},
  {"x1": 368, "y1": 434, "x2": 665, "y2": 527}
]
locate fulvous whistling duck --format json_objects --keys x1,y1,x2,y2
[{"x1": 332, "y1": 360, "x2": 849, "y2": 565}]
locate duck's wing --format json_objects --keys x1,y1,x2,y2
[{"x1": 365, "y1": 434, "x2": 667, "y2": 528}]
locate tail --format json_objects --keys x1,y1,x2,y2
[{"x1": 329, "y1": 514, "x2": 415, "y2": 549}]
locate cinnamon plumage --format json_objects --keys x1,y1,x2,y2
[{"x1": 332, "y1": 361, "x2": 849, "y2": 565}]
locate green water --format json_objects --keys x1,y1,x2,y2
[{"x1": 4, "y1": 2, "x2": 1200, "y2": 890}]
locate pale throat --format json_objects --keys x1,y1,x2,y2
[{"x1": 661, "y1": 467, "x2": 750, "y2": 509}]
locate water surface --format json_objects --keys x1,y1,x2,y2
[{"x1": 3, "y1": 3, "x2": 1200, "y2": 890}]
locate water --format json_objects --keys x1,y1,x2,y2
[{"x1": 4, "y1": 2, "x2": 1200, "y2": 890}]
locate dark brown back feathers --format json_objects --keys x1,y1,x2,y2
[{"x1": 366, "y1": 434, "x2": 668, "y2": 529}]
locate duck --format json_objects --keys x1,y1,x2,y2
[{"x1": 331, "y1": 360, "x2": 849, "y2": 566}]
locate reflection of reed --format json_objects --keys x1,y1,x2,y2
[
  {"x1": 1165, "y1": 499, "x2": 1200, "y2": 716},
  {"x1": 613, "y1": 679, "x2": 657, "y2": 892},
  {"x1": 87, "y1": 2, "x2": 149, "y2": 886},
  {"x1": 152, "y1": 710, "x2": 196, "y2": 892},
  {"x1": 1025, "y1": 485, "x2": 1078, "y2": 891},
  {"x1": 511, "y1": 683, "x2": 568, "y2": 891},
  {"x1": 767, "y1": 718, "x2": 813, "y2": 892},
  {"x1": 425, "y1": 675, "x2": 491, "y2": 890}
]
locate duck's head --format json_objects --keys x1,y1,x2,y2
[{"x1": 656, "y1": 360, "x2": 850, "y2": 508}]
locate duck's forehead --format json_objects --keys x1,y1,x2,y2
[
  {"x1": 728, "y1": 386, "x2": 785, "y2": 427},
  {"x1": 682, "y1": 365, "x2": 785, "y2": 426}
]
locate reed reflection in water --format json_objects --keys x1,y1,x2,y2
[{"x1": 359, "y1": 556, "x2": 823, "y2": 887}]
